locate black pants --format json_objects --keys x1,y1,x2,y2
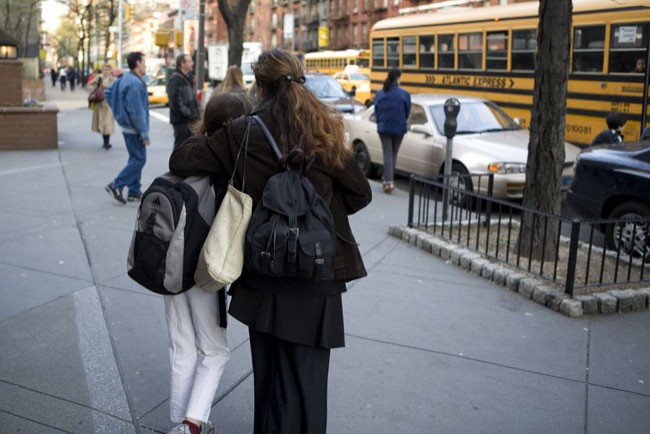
[
  {"x1": 173, "y1": 123, "x2": 192, "y2": 150},
  {"x1": 249, "y1": 329, "x2": 331, "y2": 434}
]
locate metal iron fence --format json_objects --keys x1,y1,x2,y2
[{"x1": 407, "y1": 174, "x2": 650, "y2": 295}]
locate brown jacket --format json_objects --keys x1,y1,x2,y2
[{"x1": 169, "y1": 108, "x2": 372, "y2": 282}]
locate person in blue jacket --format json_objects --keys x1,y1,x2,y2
[
  {"x1": 104, "y1": 51, "x2": 150, "y2": 204},
  {"x1": 373, "y1": 68, "x2": 411, "y2": 193}
]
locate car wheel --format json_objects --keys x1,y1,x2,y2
[
  {"x1": 443, "y1": 162, "x2": 474, "y2": 207},
  {"x1": 605, "y1": 202, "x2": 650, "y2": 259},
  {"x1": 354, "y1": 141, "x2": 379, "y2": 179}
]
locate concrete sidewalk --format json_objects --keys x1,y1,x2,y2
[{"x1": 0, "y1": 82, "x2": 648, "y2": 433}]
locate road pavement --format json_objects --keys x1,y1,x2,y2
[{"x1": 0, "y1": 81, "x2": 648, "y2": 434}]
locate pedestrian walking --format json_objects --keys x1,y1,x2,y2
[
  {"x1": 68, "y1": 67, "x2": 77, "y2": 92},
  {"x1": 167, "y1": 54, "x2": 200, "y2": 150},
  {"x1": 104, "y1": 52, "x2": 150, "y2": 204},
  {"x1": 59, "y1": 68, "x2": 67, "y2": 91},
  {"x1": 50, "y1": 67, "x2": 58, "y2": 87},
  {"x1": 89, "y1": 64, "x2": 116, "y2": 150},
  {"x1": 169, "y1": 48, "x2": 372, "y2": 434},
  {"x1": 373, "y1": 68, "x2": 411, "y2": 193},
  {"x1": 163, "y1": 92, "x2": 252, "y2": 434},
  {"x1": 591, "y1": 112, "x2": 626, "y2": 146}
]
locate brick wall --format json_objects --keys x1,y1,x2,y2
[
  {"x1": 0, "y1": 107, "x2": 59, "y2": 150},
  {"x1": 0, "y1": 60, "x2": 24, "y2": 106}
]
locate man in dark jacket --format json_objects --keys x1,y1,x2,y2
[{"x1": 167, "y1": 54, "x2": 200, "y2": 150}]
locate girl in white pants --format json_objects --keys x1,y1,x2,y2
[
  {"x1": 165, "y1": 286, "x2": 230, "y2": 433},
  {"x1": 164, "y1": 92, "x2": 253, "y2": 434}
]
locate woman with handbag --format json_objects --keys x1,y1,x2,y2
[
  {"x1": 170, "y1": 48, "x2": 372, "y2": 434},
  {"x1": 89, "y1": 64, "x2": 116, "y2": 150}
]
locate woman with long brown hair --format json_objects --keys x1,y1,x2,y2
[
  {"x1": 215, "y1": 65, "x2": 247, "y2": 95},
  {"x1": 170, "y1": 48, "x2": 371, "y2": 433}
]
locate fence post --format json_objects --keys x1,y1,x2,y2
[
  {"x1": 483, "y1": 173, "x2": 494, "y2": 228},
  {"x1": 408, "y1": 174, "x2": 415, "y2": 227},
  {"x1": 565, "y1": 219, "x2": 580, "y2": 296}
]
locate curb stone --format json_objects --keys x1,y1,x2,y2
[
  {"x1": 389, "y1": 225, "x2": 649, "y2": 318},
  {"x1": 593, "y1": 293, "x2": 618, "y2": 314}
]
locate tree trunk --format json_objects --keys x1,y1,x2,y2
[
  {"x1": 218, "y1": 0, "x2": 252, "y2": 67},
  {"x1": 517, "y1": 0, "x2": 572, "y2": 261}
]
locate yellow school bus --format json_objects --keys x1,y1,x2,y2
[
  {"x1": 370, "y1": 0, "x2": 650, "y2": 146},
  {"x1": 305, "y1": 49, "x2": 371, "y2": 76}
]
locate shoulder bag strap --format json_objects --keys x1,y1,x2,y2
[
  {"x1": 231, "y1": 116, "x2": 252, "y2": 191},
  {"x1": 251, "y1": 115, "x2": 282, "y2": 161}
]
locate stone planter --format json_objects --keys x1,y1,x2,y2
[{"x1": 0, "y1": 106, "x2": 59, "y2": 150}]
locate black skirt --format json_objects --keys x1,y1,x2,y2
[{"x1": 228, "y1": 274, "x2": 346, "y2": 349}]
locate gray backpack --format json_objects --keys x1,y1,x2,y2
[{"x1": 127, "y1": 173, "x2": 227, "y2": 296}]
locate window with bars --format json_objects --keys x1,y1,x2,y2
[
  {"x1": 609, "y1": 23, "x2": 648, "y2": 74},
  {"x1": 486, "y1": 31, "x2": 507, "y2": 71},
  {"x1": 459, "y1": 32, "x2": 482, "y2": 70},
  {"x1": 511, "y1": 29, "x2": 536, "y2": 71},
  {"x1": 572, "y1": 25, "x2": 605, "y2": 73},
  {"x1": 438, "y1": 34, "x2": 455, "y2": 69},
  {"x1": 402, "y1": 36, "x2": 417, "y2": 68}
]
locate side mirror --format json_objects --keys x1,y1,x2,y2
[
  {"x1": 349, "y1": 87, "x2": 357, "y2": 97},
  {"x1": 411, "y1": 124, "x2": 434, "y2": 137}
]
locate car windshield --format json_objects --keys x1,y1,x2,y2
[
  {"x1": 148, "y1": 77, "x2": 165, "y2": 86},
  {"x1": 305, "y1": 75, "x2": 349, "y2": 99},
  {"x1": 429, "y1": 100, "x2": 521, "y2": 135}
]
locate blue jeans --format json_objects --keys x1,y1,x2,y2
[
  {"x1": 379, "y1": 133, "x2": 404, "y2": 184},
  {"x1": 114, "y1": 133, "x2": 146, "y2": 196}
]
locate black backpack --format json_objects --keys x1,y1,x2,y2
[{"x1": 245, "y1": 115, "x2": 337, "y2": 279}]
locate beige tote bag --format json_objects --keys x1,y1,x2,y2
[{"x1": 195, "y1": 117, "x2": 253, "y2": 293}]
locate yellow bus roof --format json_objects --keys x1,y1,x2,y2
[
  {"x1": 304, "y1": 49, "x2": 367, "y2": 60},
  {"x1": 371, "y1": 0, "x2": 650, "y2": 32}
]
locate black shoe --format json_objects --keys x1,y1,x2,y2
[
  {"x1": 102, "y1": 143, "x2": 112, "y2": 149},
  {"x1": 105, "y1": 183, "x2": 126, "y2": 204},
  {"x1": 127, "y1": 193, "x2": 142, "y2": 203}
]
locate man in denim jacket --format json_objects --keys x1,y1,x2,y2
[{"x1": 104, "y1": 51, "x2": 150, "y2": 204}]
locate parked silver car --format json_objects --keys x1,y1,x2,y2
[{"x1": 344, "y1": 94, "x2": 581, "y2": 200}]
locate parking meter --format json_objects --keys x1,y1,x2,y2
[
  {"x1": 443, "y1": 98, "x2": 461, "y2": 220},
  {"x1": 443, "y1": 98, "x2": 461, "y2": 139}
]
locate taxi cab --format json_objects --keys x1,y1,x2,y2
[{"x1": 333, "y1": 65, "x2": 371, "y2": 107}]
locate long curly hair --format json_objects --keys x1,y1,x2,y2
[{"x1": 252, "y1": 48, "x2": 349, "y2": 169}]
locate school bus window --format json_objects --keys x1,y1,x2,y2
[
  {"x1": 438, "y1": 34, "x2": 455, "y2": 69},
  {"x1": 419, "y1": 35, "x2": 435, "y2": 69},
  {"x1": 572, "y1": 25, "x2": 605, "y2": 73},
  {"x1": 609, "y1": 23, "x2": 648, "y2": 74},
  {"x1": 511, "y1": 29, "x2": 536, "y2": 72},
  {"x1": 402, "y1": 36, "x2": 417, "y2": 68},
  {"x1": 486, "y1": 31, "x2": 508, "y2": 71},
  {"x1": 459, "y1": 32, "x2": 482, "y2": 70},
  {"x1": 387, "y1": 37, "x2": 399, "y2": 67},
  {"x1": 372, "y1": 38, "x2": 385, "y2": 68}
]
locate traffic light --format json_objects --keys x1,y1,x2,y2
[{"x1": 125, "y1": 3, "x2": 133, "y2": 21}]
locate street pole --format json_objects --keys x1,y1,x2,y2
[
  {"x1": 117, "y1": 0, "x2": 123, "y2": 68},
  {"x1": 197, "y1": 0, "x2": 205, "y2": 91}
]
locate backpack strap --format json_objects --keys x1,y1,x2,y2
[{"x1": 251, "y1": 115, "x2": 283, "y2": 161}]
